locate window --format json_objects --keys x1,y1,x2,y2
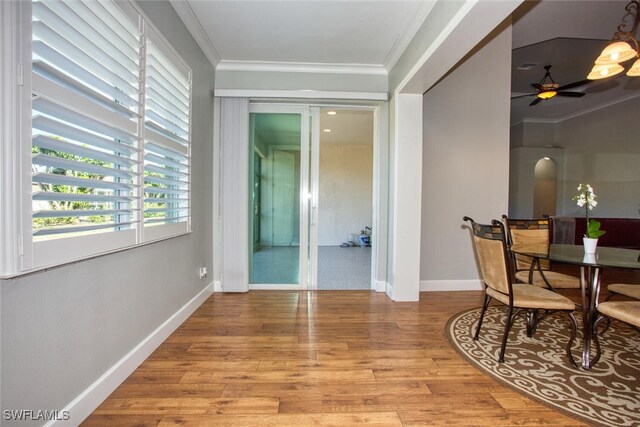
[
  {"x1": 143, "y1": 33, "x2": 191, "y2": 240},
  {"x1": 25, "y1": 0, "x2": 192, "y2": 270}
]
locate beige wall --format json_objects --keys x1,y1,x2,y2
[
  {"x1": 318, "y1": 144, "x2": 373, "y2": 246},
  {"x1": 420, "y1": 21, "x2": 512, "y2": 284}
]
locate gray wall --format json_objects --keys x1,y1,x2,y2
[
  {"x1": 510, "y1": 96, "x2": 640, "y2": 218},
  {"x1": 216, "y1": 69, "x2": 387, "y2": 93},
  {"x1": 1, "y1": 2, "x2": 215, "y2": 425},
  {"x1": 556, "y1": 97, "x2": 640, "y2": 218},
  {"x1": 420, "y1": 21, "x2": 512, "y2": 282}
]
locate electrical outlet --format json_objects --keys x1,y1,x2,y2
[{"x1": 199, "y1": 267, "x2": 208, "y2": 279}]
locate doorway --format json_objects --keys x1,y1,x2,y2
[
  {"x1": 313, "y1": 108, "x2": 374, "y2": 290},
  {"x1": 248, "y1": 104, "x2": 374, "y2": 290}
]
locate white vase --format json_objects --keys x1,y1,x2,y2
[{"x1": 583, "y1": 237, "x2": 598, "y2": 254}]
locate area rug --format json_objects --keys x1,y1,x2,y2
[{"x1": 445, "y1": 307, "x2": 640, "y2": 427}]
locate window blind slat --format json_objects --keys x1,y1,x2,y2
[
  {"x1": 144, "y1": 175, "x2": 187, "y2": 188},
  {"x1": 33, "y1": 221, "x2": 136, "y2": 236},
  {"x1": 34, "y1": 209, "x2": 134, "y2": 218},
  {"x1": 81, "y1": 1, "x2": 140, "y2": 51},
  {"x1": 146, "y1": 75, "x2": 189, "y2": 110},
  {"x1": 33, "y1": 134, "x2": 136, "y2": 168},
  {"x1": 33, "y1": 60, "x2": 139, "y2": 118},
  {"x1": 32, "y1": 153, "x2": 136, "y2": 180},
  {"x1": 34, "y1": 191, "x2": 133, "y2": 203},
  {"x1": 145, "y1": 109, "x2": 189, "y2": 138},
  {"x1": 144, "y1": 152, "x2": 188, "y2": 170},
  {"x1": 33, "y1": 2, "x2": 138, "y2": 81},
  {"x1": 62, "y1": 0, "x2": 139, "y2": 58},
  {"x1": 38, "y1": 1, "x2": 139, "y2": 73},
  {"x1": 144, "y1": 197, "x2": 189, "y2": 204},
  {"x1": 144, "y1": 164, "x2": 189, "y2": 179},
  {"x1": 33, "y1": 172, "x2": 134, "y2": 191},
  {"x1": 144, "y1": 216, "x2": 189, "y2": 225},
  {"x1": 143, "y1": 186, "x2": 187, "y2": 196},
  {"x1": 146, "y1": 96, "x2": 190, "y2": 125},
  {"x1": 144, "y1": 131, "x2": 188, "y2": 156},
  {"x1": 145, "y1": 121, "x2": 189, "y2": 146},
  {"x1": 32, "y1": 21, "x2": 138, "y2": 97},
  {"x1": 33, "y1": 115, "x2": 138, "y2": 156},
  {"x1": 33, "y1": 95, "x2": 137, "y2": 144},
  {"x1": 33, "y1": 41, "x2": 139, "y2": 108},
  {"x1": 146, "y1": 61, "x2": 189, "y2": 100}
]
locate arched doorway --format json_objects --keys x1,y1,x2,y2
[{"x1": 533, "y1": 157, "x2": 557, "y2": 217}]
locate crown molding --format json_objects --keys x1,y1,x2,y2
[
  {"x1": 514, "y1": 92, "x2": 640, "y2": 126},
  {"x1": 169, "y1": 0, "x2": 221, "y2": 68},
  {"x1": 216, "y1": 60, "x2": 387, "y2": 76},
  {"x1": 383, "y1": 1, "x2": 436, "y2": 72}
]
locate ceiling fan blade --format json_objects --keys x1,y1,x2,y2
[
  {"x1": 557, "y1": 79, "x2": 591, "y2": 91},
  {"x1": 529, "y1": 97, "x2": 543, "y2": 106},
  {"x1": 556, "y1": 92, "x2": 586, "y2": 97},
  {"x1": 511, "y1": 94, "x2": 536, "y2": 99},
  {"x1": 531, "y1": 83, "x2": 543, "y2": 90}
]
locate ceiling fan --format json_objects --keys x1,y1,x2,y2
[{"x1": 512, "y1": 65, "x2": 591, "y2": 106}]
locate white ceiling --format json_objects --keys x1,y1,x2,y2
[
  {"x1": 174, "y1": 1, "x2": 639, "y2": 125},
  {"x1": 178, "y1": 0, "x2": 434, "y2": 71}
]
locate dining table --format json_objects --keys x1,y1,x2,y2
[{"x1": 510, "y1": 243, "x2": 640, "y2": 369}]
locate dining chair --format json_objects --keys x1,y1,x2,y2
[
  {"x1": 502, "y1": 215, "x2": 580, "y2": 291},
  {"x1": 606, "y1": 283, "x2": 640, "y2": 300},
  {"x1": 592, "y1": 300, "x2": 640, "y2": 365},
  {"x1": 464, "y1": 217, "x2": 578, "y2": 366}
]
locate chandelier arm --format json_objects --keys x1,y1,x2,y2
[{"x1": 613, "y1": 0, "x2": 640, "y2": 48}]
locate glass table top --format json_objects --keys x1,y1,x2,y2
[{"x1": 510, "y1": 244, "x2": 640, "y2": 270}]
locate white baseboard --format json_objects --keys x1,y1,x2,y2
[
  {"x1": 420, "y1": 279, "x2": 483, "y2": 292},
  {"x1": 213, "y1": 280, "x2": 223, "y2": 292},
  {"x1": 374, "y1": 280, "x2": 386, "y2": 293},
  {"x1": 47, "y1": 282, "x2": 214, "y2": 427},
  {"x1": 385, "y1": 282, "x2": 393, "y2": 298}
]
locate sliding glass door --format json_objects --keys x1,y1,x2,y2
[{"x1": 249, "y1": 105, "x2": 310, "y2": 288}]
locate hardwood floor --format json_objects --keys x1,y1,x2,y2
[{"x1": 81, "y1": 283, "x2": 629, "y2": 427}]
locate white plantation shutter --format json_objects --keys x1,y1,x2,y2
[
  {"x1": 27, "y1": 0, "x2": 193, "y2": 268},
  {"x1": 143, "y1": 30, "x2": 192, "y2": 237},
  {"x1": 31, "y1": 0, "x2": 142, "y2": 242}
]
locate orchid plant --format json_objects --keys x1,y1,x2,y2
[{"x1": 572, "y1": 184, "x2": 606, "y2": 239}]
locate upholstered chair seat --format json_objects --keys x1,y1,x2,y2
[
  {"x1": 515, "y1": 270, "x2": 580, "y2": 289},
  {"x1": 597, "y1": 301, "x2": 640, "y2": 328},
  {"x1": 607, "y1": 284, "x2": 640, "y2": 300},
  {"x1": 487, "y1": 284, "x2": 575, "y2": 311}
]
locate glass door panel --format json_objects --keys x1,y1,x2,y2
[{"x1": 249, "y1": 111, "x2": 304, "y2": 285}]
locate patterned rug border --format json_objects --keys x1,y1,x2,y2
[{"x1": 444, "y1": 307, "x2": 640, "y2": 427}]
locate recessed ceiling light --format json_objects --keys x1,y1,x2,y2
[
  {"x1": 323, "y1": 129, "x2": 331, "y2": 133},
  {"x1": 327, "y1": 111, "x2": 337, "y2": 115}
]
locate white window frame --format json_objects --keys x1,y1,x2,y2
[{"x1": 1, "y1": 0, "x2": 192, "y2": 276}]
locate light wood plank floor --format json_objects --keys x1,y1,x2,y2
[{"x1": 84, "y1": 266, "x2": 638, "y2": 426}]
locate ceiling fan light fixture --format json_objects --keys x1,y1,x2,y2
[
  {"x1": 587, "y1": 63, "x2": 625, "y2": 80},
  {"x1": 595, "y1": 41, "x2": 637, "y2": 64},
  {"x1": 626, "y1": 57, "x2": 640, "y2": 76},
  {"x1": 537, "y1": 90, "x2": 557, "y2": 99}
]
